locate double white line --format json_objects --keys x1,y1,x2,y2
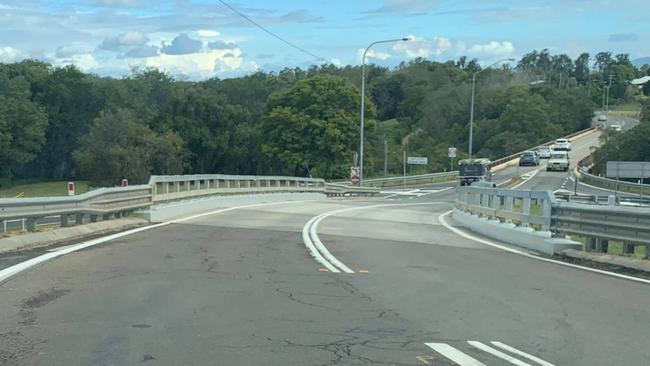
[
  {"x1": 301, "y1": 202, "x2": 442, "y2": 274},
  {"x1": 302, "y1": 208, "x2": 355, "y2": 273}
]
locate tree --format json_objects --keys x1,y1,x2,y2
[
  {"x1": 595, "y1": 51, "x2": 613, "y2": 73},
  {"x1": 573, "y1": 52, "x2": 590, "y2": 84},
  {"x1": 0, "y1": 76, "x2": 48, "y2": 180},
  {"x1": 262, "y1": 75, "x2": 371, "y2": 178},
  {"x1": 73, "y1": 108, "x2": 184, "y2": 185}
]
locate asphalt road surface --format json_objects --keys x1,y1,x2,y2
[{"x1": 1, "y1": 191, "x2": 649, "y2": 366}]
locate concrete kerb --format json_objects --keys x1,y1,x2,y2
[{"x1": 452, "y1": 208, "x2": 582, "y2": 255}]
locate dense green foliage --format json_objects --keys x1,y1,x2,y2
[
  {"x1": 0, "y1": 50, "x2": 648, "y2": 185},
  {"x1": 592, "y1": 99, "x2": 650, "y2": 182}
]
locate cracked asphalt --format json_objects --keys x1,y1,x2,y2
[{"x1": 1, "y1": 195, "x2": 649, "y2": 365}]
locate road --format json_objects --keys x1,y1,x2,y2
[
  {"x1": 1, "y1": 193, "x2": 649, "y2": 365},
  {"x1": 1, "y1": 116, "x2": 647, "y2": 365}
]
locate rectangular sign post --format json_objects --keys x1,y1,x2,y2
[
  {"x1": 407, "y1": 156, "x2": 428, "y2": 165},
  {"x1": 350, "y1": 166, "x2": 360, "y2": 185},
  {"x1": 67, "y1": 182, "x2": 75, "y2": 196},
  {"x1": 606, "y1": 161, "x2": 650, "y2": 179},
  {"x1": 448, "y1": 147, "x2": 457, "y2": 172}
]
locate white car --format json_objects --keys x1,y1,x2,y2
[
  {"x1": 597, "y1": 114, "x2": 607, "y2": 121},
  {"x1": 610, "y1": 124, "x2": 622, "y2": 132},
  {"x1": 553, "y1": 138, "x2": 571, "y2": 151},
  {"x1": 537, "y1": 146, "x2": 552, "y2": 159},
  {"x1": 546, "y1": 151, "x2": 570, "y2": 172}
]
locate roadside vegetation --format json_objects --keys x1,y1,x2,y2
[
  {"x1": 0, "y1": 181, "x2": 90, "y2": 198},
  {"x1": 591, "y1": 98, "x2": 650, "y2": 182},
  {"x1": 1, "y1": 50, "x2": 648, "y2": 187}
]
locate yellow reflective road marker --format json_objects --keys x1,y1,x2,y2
[
  {"x1": 358, "y1": 269, "x2": 369, "y2": 273},
  {"x1": 318, "y1": 268, "x2": 329, "y2": 272},
  {"x1": 416, "y1": 355, "x2": 433, "y2": 364}
]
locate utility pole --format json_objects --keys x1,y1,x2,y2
[
  {"x1": 601, "y1": 80, "x2": 606, "y2": 112},
  {"x1": 383, "y1": 139, "x2": 388, "y2": 176},
  {"x1": 605, "y1": 74, "x2": 613, "y2": 112}
]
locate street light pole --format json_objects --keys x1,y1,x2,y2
[
  {"x1": 605, "y1": 74, "x2": 613, "y2": 112},
  {"x1": 468, "y1": 57, "x2": 514, "y2": 161},
  {"x1": 359, "y1": 37, "x2": 409, "y2": 185}
]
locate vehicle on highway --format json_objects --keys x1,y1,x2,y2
[
  {"x1": 597, "y1": 114, "x2": 607, "y2": 121},
  {"x1": 553, "y1": 138, "x2": 571, "y2": 151},
  {"x1": 536, "y1": 146, "x2": 552, "y2": 159},
  {"x1": 546, "y1": 151, "x2": 570, "y2": 172},
  {"x1": 610, "y1": 124, "x2": 622, "y2": 132},
  {"x1": 519, "y1": 150, "x2": 539, "y2": 166},
  {"x1": 458, "y1": 158, "x2": 492, "y2": 186}
]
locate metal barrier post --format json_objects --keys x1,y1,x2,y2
[
  {"x1": 25, "y1": 218, "x2": 36, "y2": 232},
  {"x1": 75, "y1": 213, "x2": 84, "y2": 225},
  {"x1": 61, "y1": 214, "x2": 70, "y2": 227}
]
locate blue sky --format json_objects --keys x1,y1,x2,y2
[{"x1": 0, "y1": 0, "x2": 648, "y2": 79}]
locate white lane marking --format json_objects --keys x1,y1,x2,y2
[
  {"x1": 425, "y1": 343, "x2": 486, "y2": 366},
  {"x1": 0, "y1": 199, "x2": 321, "y2": 285},
  {"x1": 438, "y1": 210, "x2": 650, "y2": 285},
  {"x1": 302, "y1": 215, "x2": 341, "y2": 273},
  {"x1": 510, "y1": 168, "x2": 540, "y2": 190},
  {"x1": 309, "y1": 214, "x2": 354, "y2": 273},
  {"x1": 303, "y1": 202, "x2": 443, "y2": 273},
  {"x1": 491, "y1": 342, "x2": 556, "y2": 366},
  {"x1": 468, "y1": 341, "x2": 532, "y2": 366}
]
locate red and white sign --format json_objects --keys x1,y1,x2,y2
[
  {"x1": 67, "y1": 182, "x2": 75, "y2": 196},
  {"x1": 350, "y1": 166, "x2": 360, "y2": 185},
  {"x1": 121, "y1": 179, "x2": 129, "y2": 187}
]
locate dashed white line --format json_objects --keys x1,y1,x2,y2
[
  {"x1": 425, "y1": 343, "x2": 486, "y2": 366},
  {"x1": 491, "y1": 342, "x2": 556, "y2": 366},
  {"x1": 468, "y1": 341, "x2": 532, "y2": 366}
]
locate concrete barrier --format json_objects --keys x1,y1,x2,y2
[{"x1": 452, "y1": 209, "x2": 582, "y2": 255}]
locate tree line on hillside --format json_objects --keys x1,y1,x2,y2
[{"x1": 0, "y1": 50, "x2": 648, "y2": 186}]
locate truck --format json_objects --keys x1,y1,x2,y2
[{"x1": 459, "y1": 158, "x2": 492, "y2": 186}]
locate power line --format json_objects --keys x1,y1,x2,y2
[{"x1": 217, "y1": 0, "x2": 327, "y2": 62}]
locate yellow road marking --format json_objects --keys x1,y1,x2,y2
[
  {"x1": 318, "y1": 268, "x2": 329, "y2": 272},
  {"x1": 416, "y1": 355, "x2": 433, "y2": 364},
  {"x1": 358, "y1": 269, "x2": 369, "y2": 273}
]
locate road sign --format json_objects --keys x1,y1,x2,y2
[
  {"x1": 67, "y1": 182, "x2": 75, "y2": 196},
  {"x1": 350, "y1": 166, "x2": 360, "y2": 184},
  {"x1": 448, "y1": 147, "x2": 457, "y2": 158},
  {"x1": 407, "y1": 157, "x2": 428, "y2": 165},
  {"x1": 606, "y1": 161, "x2": 650, "y2": 179}
]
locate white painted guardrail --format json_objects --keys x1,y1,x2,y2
[
  {"x1": 149, "y1": 174, "x2": 325, "y2": 202},
  {"x1": 0, "y1": 174, "x2": 326, "y2": 233},
  {"x1": 0, "y1": 185, "x2": 152, "y2": 232},
  {"x1": 456, "y1": 186, "x2": 650, "y2": 257}
]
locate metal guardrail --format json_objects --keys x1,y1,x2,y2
[
  {"x1": 358, "y1": 171, "x2": 457, "y2": 188},
  {"x1": 149, "y1": 174, "x2": 325, "y2": 202},
  {"x1": 456, "y1": 186, "x2": 650, "y2": 257},
  {"x1": 0, "y1": 174, "x2": 326, "y2": 233},
  {"x1": 324, "y1": 183, "x2": 380, "y2": 197},
  {"x1": 554, "y1": 192, "x2": 650, "y2": 207},
  {"x1": 577, "y1": 167, "x2": 650, "y2": 195},
  {"x1": 0, "y1": 185, "x2": 153, "y2": 232}
]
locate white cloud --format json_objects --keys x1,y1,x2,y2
[
  {"x1": 197, "y1": 30, "x2": 220, "y2": 38},
  {"x1": 468, "y1": 41, "x2": 515, "y2": 58},
  {"x1": 0, "y1": 46, "x2": 26, "y2": 62},
  {"x1": 358, "y1": 48, "x2": 392, "y2": 62},
  {"x1": 392, "y1": 35, "x2": 452, "y2": 58},
  {"x1": 51, "y1": 53, "x2": 99, "y2": 71},
  {"x1": 330, "y1": 58, "x2": 343, "y2": 66},
  {"x1": 100, "y1": 31, "x2": 149, "y2": 51},
  {"x1": 141, "y1": 48, "x2": 257, "y2": 79}
]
